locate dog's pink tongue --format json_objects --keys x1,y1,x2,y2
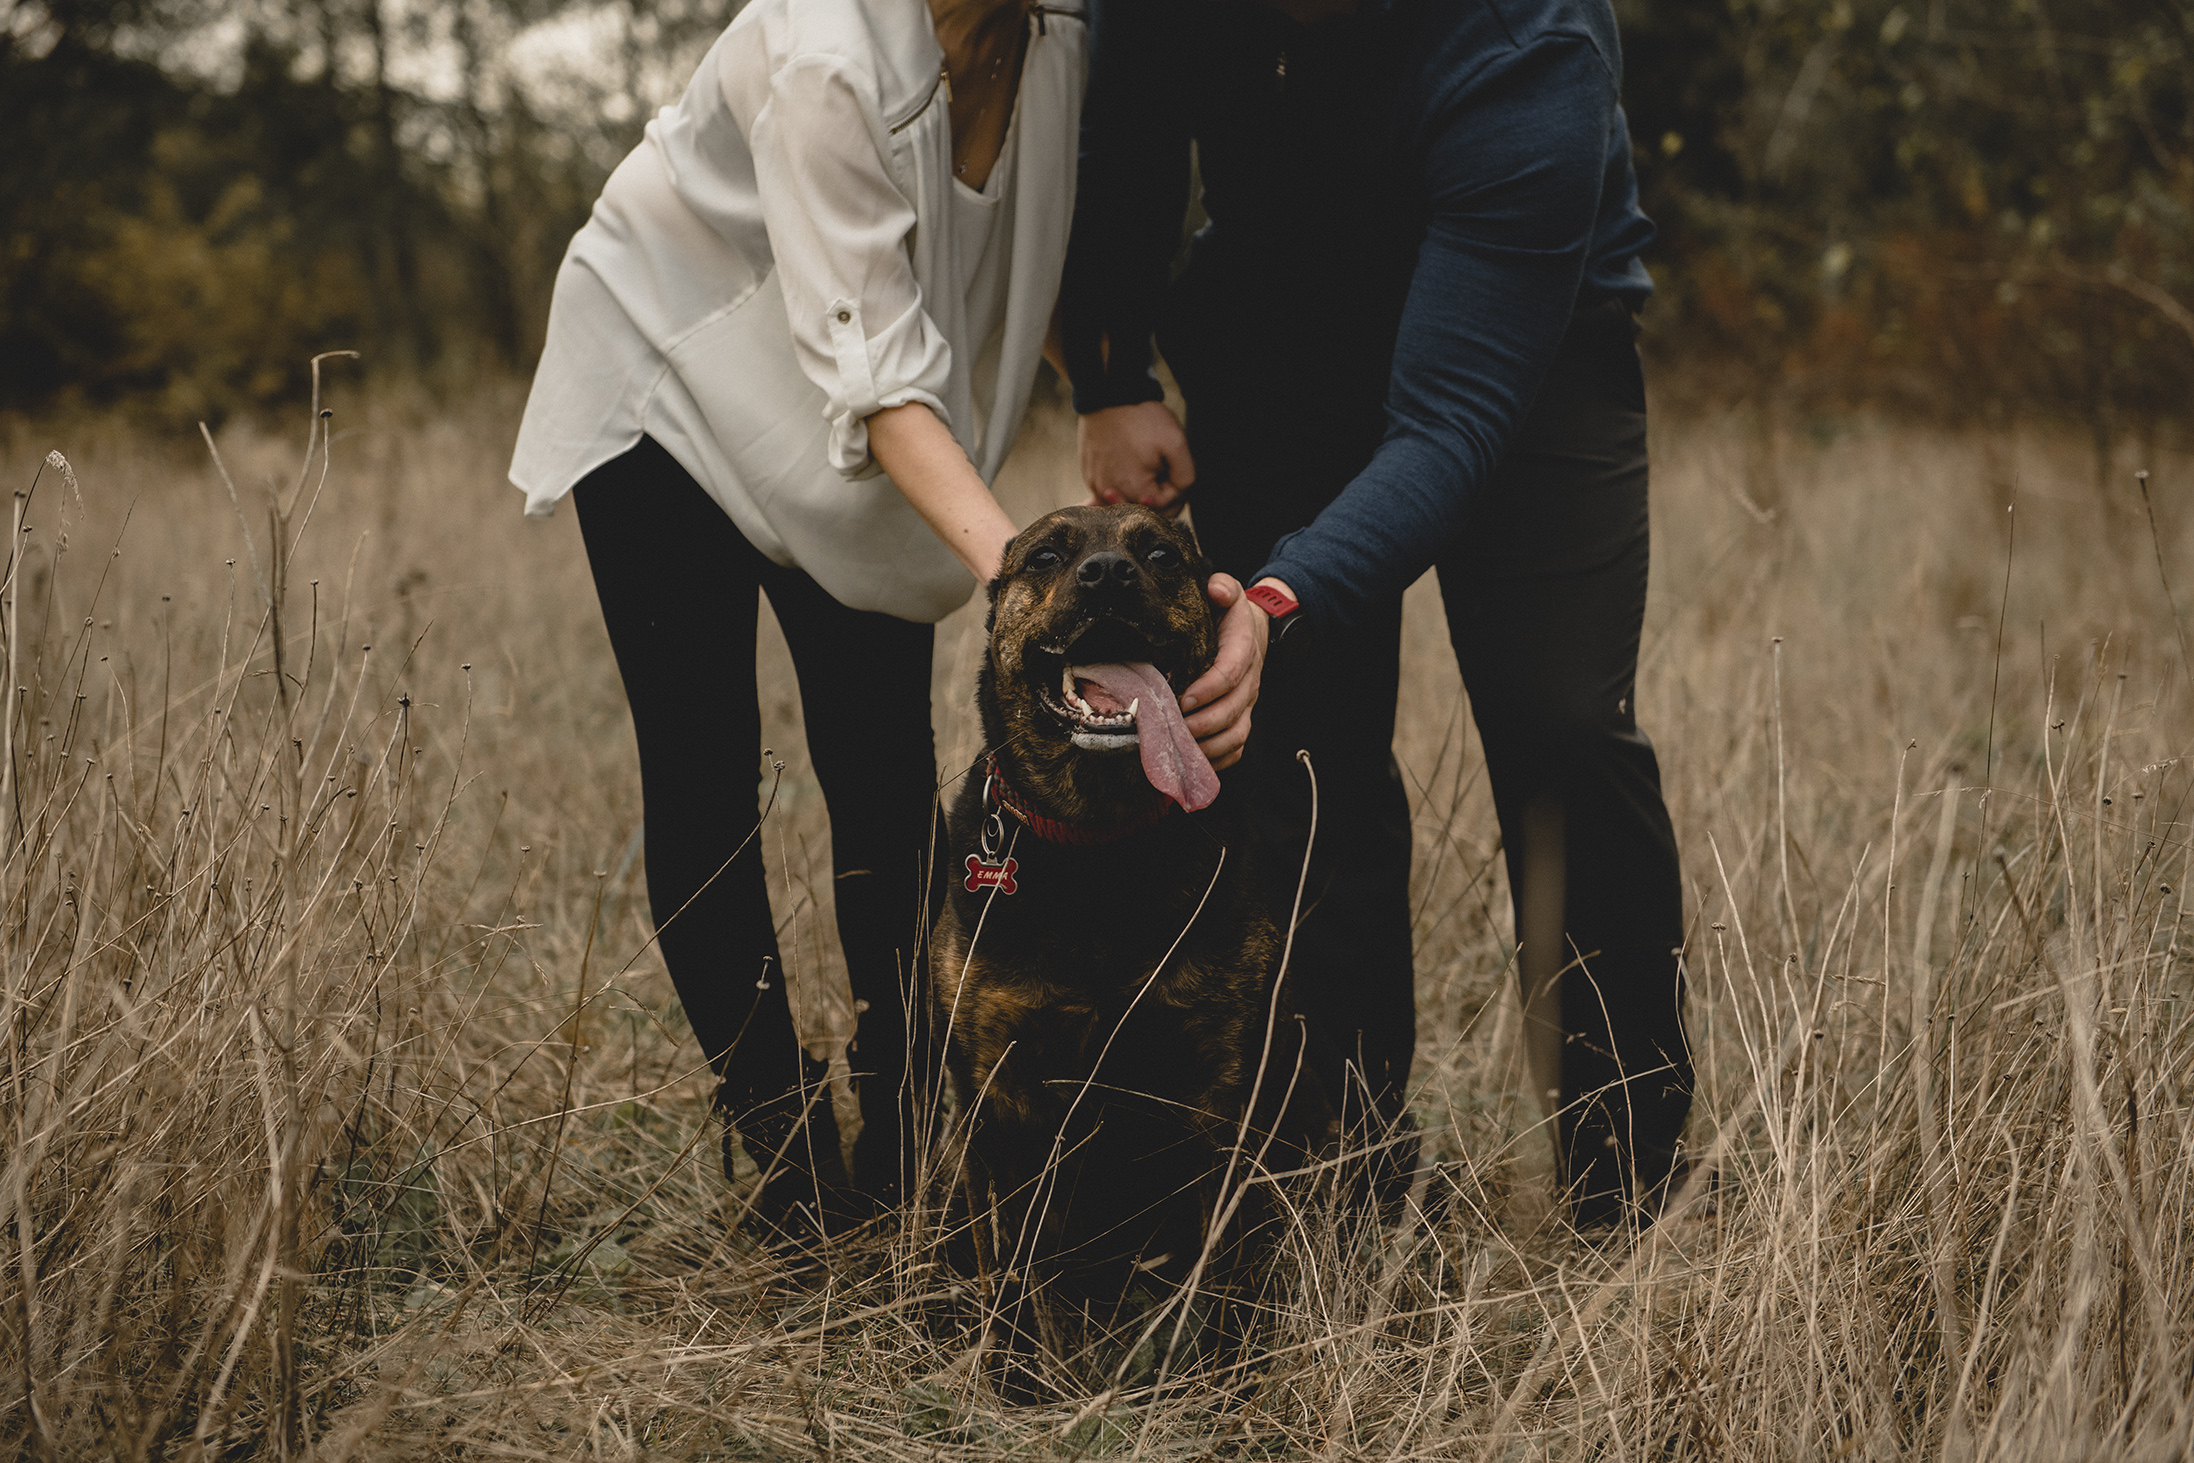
[{"x1": 1075, "y1": 662, "x2": 1221, "y2": 812}]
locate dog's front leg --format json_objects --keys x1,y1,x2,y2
[{"x1": 957, "y1": 1137, "x2": 1053, "y2": 1401}]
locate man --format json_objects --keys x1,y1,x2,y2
[{"x1": 1060, "y1": 0, "x2": 1692, "y2": 1225}]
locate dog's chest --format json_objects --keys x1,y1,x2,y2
[
  {"x1": 935, "y1": 841, "x2": 1277, "y2": 1134},
  {"x1": 944, "y1": 965, "x2": 1258, "y2": 1137}
]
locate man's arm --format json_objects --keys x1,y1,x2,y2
[
  {"x1": 1254, "y1": 34, "x2": 1626, "y2": 632},
  {"x1": 1061, "y1": 0, "x2": 1192, "y2": 412},
  {"x1": 1059, "y1": 0, "x2": 1262, "y2": 767},
  {"x1": 1061, "y1": 0, "x2": 1198, "y2": 509}
]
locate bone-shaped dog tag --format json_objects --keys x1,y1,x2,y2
[{"x1": 964, "y1": 854, "x2": 1019, "y2": 896}]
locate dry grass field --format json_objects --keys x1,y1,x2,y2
[{"x1": 0, "y1": 377, "x2": 2188, "y2": 1460}]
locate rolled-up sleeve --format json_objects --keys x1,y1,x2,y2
[{"x1": 741, "y1": 55, "x2": 952, "y2": 477}]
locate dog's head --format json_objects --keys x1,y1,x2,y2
[{"x1": 980, "y1": 504, "x2": 1222, "y2": 824}]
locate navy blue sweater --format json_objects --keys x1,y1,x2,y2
[{"x1": 1059, "y1": 0, "x2": 1655, "y2": 633}]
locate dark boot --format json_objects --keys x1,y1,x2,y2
[{"x1": 726, "y1": 1075, "x2": 868, "y2": 1241}]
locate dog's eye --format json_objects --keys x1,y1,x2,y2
[
  {"x1": 1144, "y1": 545, "x2": 1174, "y2": 567},
  {"x1": 1028, "y1": 547, "x2": 1062, "y2": 570}
]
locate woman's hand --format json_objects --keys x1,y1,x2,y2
[
  {"x1": 1079, "y1": 401, "x2": 1195, "y2": 514},
  {"x1": 1180, "y1": 573, "x2": 1271, "y2": 771},
  {"x1": 867, "y1": 401, "x2": 1017, "y2": 583}
]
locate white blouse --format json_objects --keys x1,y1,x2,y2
[{"x1": 509, "y1": 0, "x2": 1086, "y2": 622}]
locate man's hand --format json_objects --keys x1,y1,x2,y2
[
  {"x1": 1181, "y1": 573, "x2": 1268, "y2": 771},
  {"x1": 1079, "y1": 401, "x2": 1195, "y2": 514}
]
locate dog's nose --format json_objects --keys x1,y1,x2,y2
[{"x1": 1076, "y1": 551, "x2": 1138, "y2": 589}]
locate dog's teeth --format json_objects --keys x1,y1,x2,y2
[
  {"x1": 1126, "y1": 698, "x2": 1138, "y2": 719},
  {"x1": 1061, "y1": 664, "x2": 1095, "y2": 714}
]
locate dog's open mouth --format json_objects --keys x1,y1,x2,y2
[
  {"x1": 1038, "y1": 663, "x2": 1146, "y2": 751},
  {"x1": 1024, "y1": 624, "x2": 1220, "y2": 812}
]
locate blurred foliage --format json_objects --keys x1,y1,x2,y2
[
  {"x1": 0, "y1": 0, "x2": 724, "y2": 423},
  {"x1": 1621, "y1": 0, "x2": 2194, "y2": 462},
  {"x1": 4, "y1": 0, "x2": 2194, "y2": 451}
]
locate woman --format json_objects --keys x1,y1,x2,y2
[{"x1": 510, "y1": 0, "x2": 1084, "y2": 1234}]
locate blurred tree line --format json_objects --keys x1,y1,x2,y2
[
  {"x1": 4, "y1": 0, "x2": 2193, "y2": 460},
  {"x1": 1620, "y1": 0, "x2": 2194, "y2": 472},
  {"x1": 0, "y1": 0, "x2": 724, "y2": 421}
]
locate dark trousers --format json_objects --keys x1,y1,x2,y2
[
  {"x1": 1180, "y1": 307, "x2": 1692, "y2": 1219},
  {"x1": 573, "y1": 436, "x2": 938, "y2": 1206}
]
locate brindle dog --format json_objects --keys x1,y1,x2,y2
[{"x1": 931, "y1": 504, "x2": 1335, "y2": 1387}]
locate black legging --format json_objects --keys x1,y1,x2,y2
[
  {"x1": 1177, "y1": 302, "x2": 1693, "y2": 1222},
  {"x1": 573, "y1": 436, "x2": 939, "y2": 1205}
]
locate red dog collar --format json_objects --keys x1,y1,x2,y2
[{"x1": 985, "y1": 755, "x2": 1173, "y2": 847}]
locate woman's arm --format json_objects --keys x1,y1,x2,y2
[
  {"x1": 736, "y1": 56, "x2": 954, "y2": 479},
  {"x1": 866, "y1": 403, "x2": 1019, "y2": 585},
  {"x1": 736, "y1": 56, "x2": 1013, "y2": 585}
]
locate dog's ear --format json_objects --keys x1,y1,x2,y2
[
  {"x1": 983, "y1": 529, "x2": 1021, "y2": 632},
  {"x1": 1165, "y1": 517, "x2": 1213, "y2": 584},
  {"x1": 1161, "y1": 518, "x2": 1222, "y2": 631}
]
